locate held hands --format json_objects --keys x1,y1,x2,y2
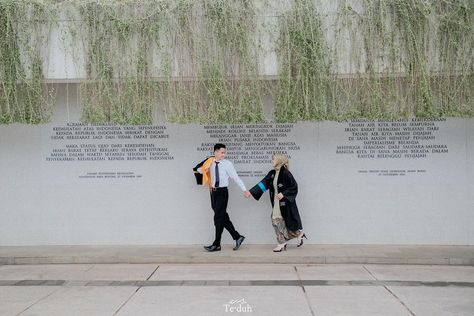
[
  {"x1": 276, "y1": 193, "x2": 284, "y2": 200},
  {"x1": 244, "y1": 191, "x2": 251, "y2": 198}
]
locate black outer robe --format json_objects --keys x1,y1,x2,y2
[
  {"x1": 249, "y1": 166, "x2": 303, "y2": 231},
  {"x1": 192, "y1": 156, "x2": 212, "y2": 185}
]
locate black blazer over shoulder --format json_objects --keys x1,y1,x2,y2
[{"x1": 249, "y1": 166, "x2": 303, "y2": 231}]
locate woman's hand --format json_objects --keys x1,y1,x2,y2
[{"x1": 276, "y1": 193, "x2": 284, "y2": 200}]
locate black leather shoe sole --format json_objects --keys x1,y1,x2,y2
[
  {"x1": 204, "y1": 245, "x2": 221, "y2": 252},
  {"x1": 233, "y1": 236, "x2": 245, "y2": 251}
]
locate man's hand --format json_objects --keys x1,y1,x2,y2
[
  {"x1": 244, "y1": 191, "x2": 251, "y2": 198},
  {"x1": 276, "y1": 193, "x2": 284, "y2": 200}
]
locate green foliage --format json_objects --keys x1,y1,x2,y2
[
  {"x1": 73, "y1": 0, "x2": 266, "y2": 124},
  {"x1": 275, "y1": 0, "x2": 473, "y2": 121},
  {"x1": 0, "y1": 0, "x2": 53, "y2": 124},
  {"x1": 389, "y1": 0, "x2": 434, "y2": 116},
  {"x1": 75, "y1": 0, "x2": 164, "y2": 124},
  {"x1": 160, "y1": 0, "x2": 265, "y2": 123},
  {"x1": 435, "y1": 0, "x2": 474, "y2": 116},
  {"x1": 276, "y1": 0, "x2": 330, "y2": 122},
  {"x1": 1, "y1": 0, "x2": 473, "y2": 124}
]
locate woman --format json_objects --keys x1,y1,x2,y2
[{"x1": 247, "y1": 154, "x2": 307, "y2": 252}]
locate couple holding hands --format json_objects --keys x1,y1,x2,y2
[{"x1": 193, "y1": 143, "x2": 307, "y2": 253}]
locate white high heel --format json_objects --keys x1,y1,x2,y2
[{"x1": 273, "y1": 243, "x2": 287, "y2": 252}]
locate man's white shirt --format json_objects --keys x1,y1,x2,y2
[{"x1": 210, "y1": 159, "x2": 247, "y2": 191}]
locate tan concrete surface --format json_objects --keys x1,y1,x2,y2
[
  {"x1": 1, "y1": 245, "x2": 473, "y2": 265},
  {"x1": 0, "y1": 263, "x2": 473, "y2": 315}
]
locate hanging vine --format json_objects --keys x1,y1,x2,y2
[
  {"x1": 389, "y1": 0, "x2": 434, "y2": 116},
  {"x1": 160, "y1": 0, "x2": 265, "y2": 123},
  {"x1": 75, "y1": 0, "x2": 165, "y2": 124},
  {"x1": 276, "y1": 0, "x2": 330, "y2": 122},
  {"x1": 0, "y1": 0, "x2": 54, "y2": 124},
  {"x1": 435, "y1": 0, "x2": 473, "y2": 116},
  {"x1": 1, "y1": 0, "x2": 473, "y2": 125}
]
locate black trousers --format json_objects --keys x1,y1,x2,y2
[{"x1": 210, "y1": 187, "x2": 240, "y2": 246}]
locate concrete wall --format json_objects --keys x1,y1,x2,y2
[{"x1": 1, "y1": 86, "x2": 472, "y2": 246}]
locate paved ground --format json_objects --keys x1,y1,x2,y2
[
  {"x1": 1, "y1": 244, "x2": 473, "y2": 265},
  {"x1": 1, "y1": 263, "x2": 473, "y2": 315}
]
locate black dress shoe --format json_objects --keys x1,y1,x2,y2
[
  {"x1": 204, "y1": 245, "x2": 221, "y2": 252},
  {"x1": 233, "y1": 235, "x2": 245, "y2": 251}
]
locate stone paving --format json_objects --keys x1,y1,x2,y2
[{"x1": 1, "y1": 263, "x2": 473, "y2": 315}]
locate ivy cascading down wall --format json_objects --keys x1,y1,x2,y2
[{"x1": 0, "y1": 0, "x2": 473, "y2": 124}]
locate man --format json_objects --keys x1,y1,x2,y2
[{"x1": 204, "y1": 143, "x2": 250, "y2": 252}]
